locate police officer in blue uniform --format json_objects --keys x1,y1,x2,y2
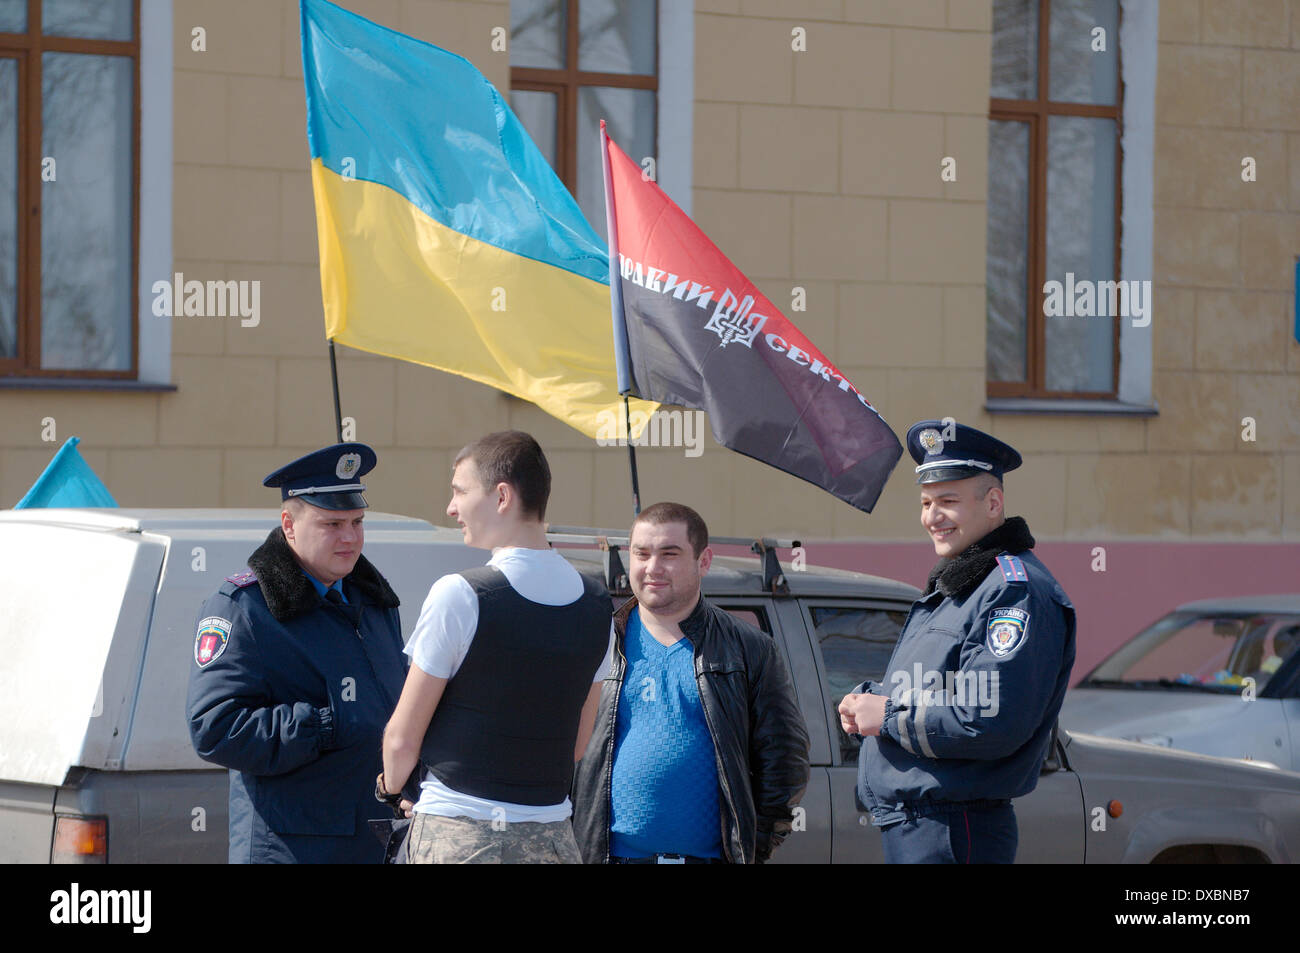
[
  {"x1": 838, "y1": 420, "x2": 1076, "y2": 863},
  {"x1": 186, "y1": 443, "x2": 411, "y2": 863}
]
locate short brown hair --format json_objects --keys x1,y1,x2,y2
[
  {"x1": 973, "y1": 472, "x2": 1003, "y2": 499},
  {"x1": 631, "y1": 501, "x2": 709, "y2": 557},
  {"x1": 454, "y1": 431, "x2": 551, "y2": 521}
]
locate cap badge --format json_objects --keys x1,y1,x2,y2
[
  {"x1": 918, "y1": 428, "x2": 944, "y2": 455},
  {"x1": 336, "y1": 453, "x2": 361, "y2": 479}
]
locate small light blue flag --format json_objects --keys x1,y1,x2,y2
[{"x1": 14, "y1": 437, "x2": 118, "y2": 508}]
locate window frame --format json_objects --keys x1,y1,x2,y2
[
  {"x1": 798, "y1": 598, "x2": 912, "y2": 768},
  {"x1": 987, "y1": 0, "x2": 1124, "y2": 401},
  {"x1": 0, "y1": 0, "x2": 142, "y2": 380},
  {"x1": 509, "y1": 0, "x2": 659, "y2": 209}
]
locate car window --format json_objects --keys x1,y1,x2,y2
[
  {"x1": 1086, "y1": 612, "x2": 1300, "y2": 695},
  {"x1": 719, "y1": 606, "x2": 770, "y2": 635},
  {"x1": 807, "y1": 606, "x2": 907, "y2": 763}
]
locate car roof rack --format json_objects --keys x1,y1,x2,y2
[{"x1": 546, "y1": 525, "x2": 802, "y2": 596}]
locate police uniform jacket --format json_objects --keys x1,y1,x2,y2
[
  {"x1": 856, "y1": 517, "x2": 1076, "y2": 825},
  {"x1": 186, "y1": 527, "x2": 407, "y2": 863}
]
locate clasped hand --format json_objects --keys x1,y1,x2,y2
[{"x1": 838, "y1": 692, "x2": 887, "y2": 737}]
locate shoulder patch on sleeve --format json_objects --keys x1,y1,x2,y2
[
  {"x1": 987, "y1": 607, "x2": 1030, "y2": 658},
  {"x1": 225, "y1": 568, "x2": 258, "y2": 587},
  {"x1": 195, "y1": 616, "x2": 233, "y2": 668},
  {"x1": 995, "y1": 554, "x2": 1028, "y2": 584}
]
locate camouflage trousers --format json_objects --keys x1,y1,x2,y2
[{"x1": 407, "y1": 812, "x2": 583, "y2": 864}]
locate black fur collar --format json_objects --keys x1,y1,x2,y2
[
  {"x1": 245, "y1": 527, "x2": 400, "y2": 621},
  {"x1": 923, "y1": 516, "x2": 1035, "y2": 602}
]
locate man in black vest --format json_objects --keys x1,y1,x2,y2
[{"x1": 379, "y1": 431, "x2": 612, "y2": 863}]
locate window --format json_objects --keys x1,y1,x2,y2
[
  {"x1": 807, "y1": 605, "x2": 907, "y2": 763},
  {"x1": 719, "y1": 605, "x2": 770, "y2": 635},
  {"x1": 986, "y1": 0, "x2": 1122, "y2": 400},
  {"x1": 509, "y1": 0, "x2": 657, "y2": 235},
  {"x1": 1085, "y1": 611, "x2": 1300, "y2": 697},
  {"x1": 0, "y1": 0, "x2": 140, "y2": 379}
]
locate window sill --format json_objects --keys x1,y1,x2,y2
[
  {"x1": 0, "y1": 378, "x2": 176, "y2": 392},
  {"x1": 985, "y1": 397, "x2": 1158, "y2": 417}
]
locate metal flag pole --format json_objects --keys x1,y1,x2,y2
[
  {"x1": 600, "y1": 119, "x2": 642, "y2": 518},
  {"x1": 623, "y1": 395, "x2": 642, "y2": 516},
  {"x1": 328, "y1": 339, "x2": 344, "y2": 443}
]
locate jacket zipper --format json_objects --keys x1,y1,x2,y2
[
  {"x1": 695, "y1": 647, "x2": 741, "y2": 864},
  {"x1": 602, "y1": 634, "x2": 626, "y2": 864}
]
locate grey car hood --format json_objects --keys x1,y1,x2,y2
[{"x1": 1061, "y1": 687, "x2": 1286, "y2": 765}]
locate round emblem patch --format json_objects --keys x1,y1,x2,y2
[
  {"x1": 918, "y1": 428, "x2": 944, "y2": 455},
  {"x1": 336, "y1": 453, "x2": 361, "y2": 480},
  {"x1": 195, "y1": 616, "x2": 232, "y2": 668}
]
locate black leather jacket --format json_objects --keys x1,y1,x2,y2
[{"x1": 571, "y1": 594, "x2": 810, "y2": 863}]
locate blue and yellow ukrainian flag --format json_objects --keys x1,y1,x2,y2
[{"x1": 299, "y1": 0, "x2": 653, "y2": 438}]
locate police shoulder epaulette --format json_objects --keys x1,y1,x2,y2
[
  {"x1": 225, "y1": 568, "x2": 258, "y2": 588},
  {"x1": 995, "y1": 553, "x2": 1028, "y2": 584}
]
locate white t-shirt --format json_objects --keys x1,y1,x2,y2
[{"x1": 405, "y1": 546, "x2": 615, "y2": 823}]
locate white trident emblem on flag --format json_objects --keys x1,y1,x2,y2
[{"x1": 704, "y1": 294, "x2": 767, "y2": 348}]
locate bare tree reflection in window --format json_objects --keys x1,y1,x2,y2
[
  {"x1": 41, "y1": 52, "x2": 133, "y2": 371},
  {"x1": 579, "y1": 0, "x2": 655, "y2": 76},
  {"x1": 42, "y1": 0, "x2": 134, "y2": 41}
]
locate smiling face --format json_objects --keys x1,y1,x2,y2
[
  {"x1": 446, "y1": 457, "x2": 506, "y2": 550},
  {"x1": 919, "y1": 475, "x2": 1004, "y2": 558},
  {"x1": 282, "y1": 502, "x2": 365, "y2": 584},
  {"x1": 629, "y1": 519, "x2": 712, "y2": 621}
]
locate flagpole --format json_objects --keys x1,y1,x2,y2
[
  {"x1": 623, "y1": 396, "x2": 642, "y2": 516},
  {"x1": 601, "y1": 119, "x2": 641, "y2": 517},
  {"x1": 327, "y1": 339, "x2": 344, "y2": 443}
]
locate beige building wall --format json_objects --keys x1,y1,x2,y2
[
  {"x1": 0, "y1": 0, "x2": 1297, "y2": 544},
  {"x1": 1143, "y1": 0, "x2": 1300, "y2": 541}
]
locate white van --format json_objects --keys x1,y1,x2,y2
[{"x1": 0, "y1": 508, "x2": 490, "y2": 863}]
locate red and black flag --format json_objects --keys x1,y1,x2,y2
[{"x1": 600, "y1": 123, "x2": 902, "y2": 513}]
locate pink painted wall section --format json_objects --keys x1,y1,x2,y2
[{"x1": 783, "y1": 541, "x2": 1300, "y2": 684}]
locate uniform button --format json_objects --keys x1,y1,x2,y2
[{"x1": 858, "y1": 816, "x2": 868, "y2": 826}]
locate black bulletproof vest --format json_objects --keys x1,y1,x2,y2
[{"x1": 419, "y1": 565, "x2": 612, "y2": 806}]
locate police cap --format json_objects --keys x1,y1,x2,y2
[
  {"x1": 263, "y1": 443, "x2": 377, "y2": 510},
  {"x1": 905, "y1": 420, "x2": 1021, "y2": 485}
]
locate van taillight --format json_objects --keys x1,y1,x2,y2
[{"x1": 52, "y1": 816, "x2": 107, "y2": 863}]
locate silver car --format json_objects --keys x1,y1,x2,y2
[{"x1": 1062, "y1": 595, "x2": 1300, "y2": 770}]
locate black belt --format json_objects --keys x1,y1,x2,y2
[
  {"x1": 610, "y1": 853, "x2": 723, "y2": 864},
  {"x1": 898, "y1": 798, "x2": 1012, "y2": 821}
]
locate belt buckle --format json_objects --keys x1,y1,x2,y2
[{"x1": 655, "y1": 854, "x2": 686, "y2": 864}]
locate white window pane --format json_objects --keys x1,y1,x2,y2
[
  {"x1": 43, "y1": 0, "x2": 133, "y2": 41},
  {"x1": 510, "y1": 89, "x2": 558, "y2": 169},
  {"x1": 986, "y1": 119, "x2": 1030, "y2": 383},
  {"x1": 991, "y1": 0, "x2": 1037, "y2": 99},
  {"x1": 511, "y1": 0, "x2": 566, "y2": 69},
  {"x1": 0, "y1": 0, "x2": 27, "y2": 33},
  {"x1": 41, "y1": 52, "x2": 133, "y2": 371},
  {"x1": 1049, "y1": 0, "x2": 1118, "y2": 106},
  {"x1": 578, "y1": 86, "x2": 654, "y2": 238},
  {"x1": 0, "y1": 58, "x2": 16, "y2": 358},
  {"x1": 1045, "y1": 116, "x2": 1116, "y2": 393},
  {"x1": 579, "y1": 0, "x2": 656, "y2": 75}
]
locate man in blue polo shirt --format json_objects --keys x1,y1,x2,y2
[{"x1": 573, "y1": 502, "x2": 810, "y2": 864}]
